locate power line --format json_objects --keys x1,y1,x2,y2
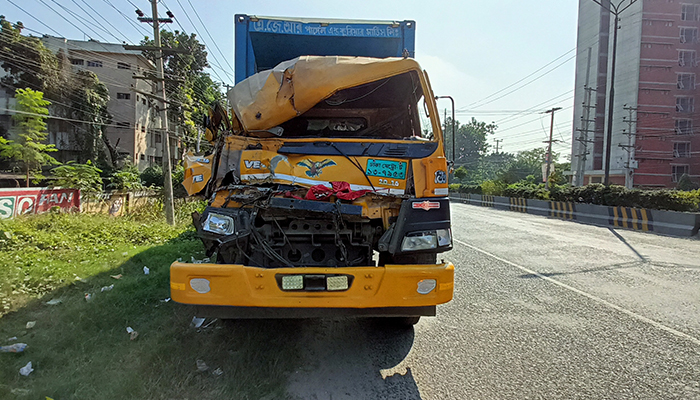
[{"x1": 185, "y1": 0, "x2": 233, "y2": 75}]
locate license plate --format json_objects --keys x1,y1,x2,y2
[{"x1": 366, "y1": 159, "x2": 407, "y2": 179}]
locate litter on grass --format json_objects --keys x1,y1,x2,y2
[
  {"x1": 196, "y1": 359, "x2": 209, "y2": 372},
  {"x1": 190, "y1": 317, "x2": 205, "y2": 328},
  {"x1": 126, "y1": 327, "x2": 139, "y2": 341},
  {"x1": 7, "y1": 336, "x2": 17, "y2": 341},
  {"x1": 212, "y1": 368, "x2": 224, "y2": 376},
  {"x1": 19, "y1": 361, "x2": 33, "y2": 376},
  {"x1": 101, "y1": 284, "x2": 114, "y2": 292},
  {"x1": 143, "y1": 266, "x2": 150, "y2": 275},
  {"x1": 45, "y1": 299, "x2": 61, "y2": 306},
  {"x1": 159, "y1": 298, "x2": 171, "y2": 303},
  {"x1": 0, "y1": 343, "x2": 27, "y2": 353},
  {"x1": 26, "y1": 321, "x2": 36, "y2": 329},
  {"x1": 110, "y1": 274, "x2": 123, "y2": 280},
  {"x1": 84, "y1": 293, "x2": 93, "y2": 302},
  {"x1": 191, "y1": 256, "x2": 211, "y2": 264}
]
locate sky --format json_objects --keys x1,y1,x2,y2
[{"x1": 0, "y1": 0, "x2": 580, "y2": 157}]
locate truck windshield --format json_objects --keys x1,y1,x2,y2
[{"x1": 279, "y1": 70, "x2": 431, "y2": 140}]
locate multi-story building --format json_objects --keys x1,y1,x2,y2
[
  {"x1": 1, "y1": 36, "x2": 178, "y2": 171},
  {"x1": 572, "y1": 0, "x2": 700, "y2": 188}
]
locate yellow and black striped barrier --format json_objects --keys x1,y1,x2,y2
[
  {"x1": 510, "y1": 198, "x2": 527, "y2": 213},
  {"x1": 550, "y1": 201, "x2": 575, "y2": 220},
  {"x1": 609, "y1": 206, "x2": 654, "y2": 232},
  {"x1": 481, "y1": 195, "x2": 494, "y2": 207}
]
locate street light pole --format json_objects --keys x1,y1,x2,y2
[
  {"x1": 591, "y1": 0, "x2": 638, "y2": 185},
  {"x1": 435, "y1": 96, "x2": 455, "y2": 171}
]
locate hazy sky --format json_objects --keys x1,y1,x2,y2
[{"x1": 1, "y1": 0, "x2": 579, "y2": 156}]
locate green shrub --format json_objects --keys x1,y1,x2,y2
[
  {"x1": 51, "y1": 160, "x2": 103, "y2": 198},
  {"x1": 140, "y1": 165, "x2": 164, "y2": 187}
]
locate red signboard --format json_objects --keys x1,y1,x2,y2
[{"x1": 0, "y1": 188, "x2": 80, "y2": 219}]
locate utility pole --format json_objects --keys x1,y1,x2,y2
[
  {"x1": 494, "y1": 139, "x2": 502, "y2": 154},
  {"x1": 131, "y1": 3, "x2": 176, "y2": 225},
  {"x1": 591, "y1": 0, "x2": 638, "y2": 185},
  {"x1": 620, "y1": 105, "x2": 637, "y2": 189},
  {"x1": 575, "y1": 85, "x2": 596, "y2": 186},
  {"x1": 544, "y1": 107, "x2": 562, "y2": 190}
]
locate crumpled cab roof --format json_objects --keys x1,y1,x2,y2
[{"x1": 228, "y1": 56, "x2": 424, "y2": 132}]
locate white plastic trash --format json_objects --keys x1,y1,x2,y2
[
  {"x1": 191, "y1": 316, "x2": 205, "y2": 328},
  {"x1": 19, "y1": 361, "x2": 33, "y2": 376},
  {"x1": 25, "y1": 321, "x2": 36, "y2": 329},
  {"x1": 101, "y1": 284, "x2": 114, "y2": 292},
  {"x1": 143, "y1": 266, "x2": 150, "y2": 275},
  {"x1": 0, "y1": 343, "x2": 27, "y2": 353}
]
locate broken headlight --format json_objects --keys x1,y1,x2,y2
[{"x1": 202, "y1": 212, "x2": 235, "y2": 235}]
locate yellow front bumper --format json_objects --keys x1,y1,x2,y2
[{"x1": 170, "y1": 262, "x2": 454, "y2": 309}]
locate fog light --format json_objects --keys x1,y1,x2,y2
[
  {"x1": 437, "y1": 228, "x2": 452, "y2": 247},
  {"x1": 190, "y1": 278, "x2": 211, "y2": 294},
  {"x1": 326, "y1": 275, "x2": 349, "y2": 291},
  {"x1": 401, "y1": 232, "x2": 437, "y2": 251},
  {"x1": 417, "y1": 279, "x2": 437, "y2": 294},
  {"x1": 202, "y1": 212, "x2": 235, "y2": 235},
  {"x1": 282, "y1": 275, "x2": 304, "y2": 290}
]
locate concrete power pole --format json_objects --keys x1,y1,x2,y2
[
  {"x1": 494, "y1": 139, "x2": 502, "y2": 154},
  {"x1": 620, "y1": 105, "x2": 637, "y2": 189},
  {"x1": 544, "y1": 107, "x2": 562, "y2": 190}
]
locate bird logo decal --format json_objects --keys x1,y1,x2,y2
[{"x1": 297, "y1": 159, "x2": 337, "y2": 178}]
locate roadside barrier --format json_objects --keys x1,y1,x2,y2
[{"x1": 449, "y1": 193, "x2": 699, "y2": 237}]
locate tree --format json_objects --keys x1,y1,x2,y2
[
  {"x1": 51, "y1": 160, "x2": 103, "y2": 198},
  {"x1": 140, "y1": 30, "x2": 225, "y2": 148},
  {"x1": 443, "y1": 117, "x2": 497, "y2": 175},
  {"x1": 497, "y1": 148, "x2": 559, "y2": 184},
  {"x1": 0, "y1": 88, "x2": 58, "y2": 186},
  {"x1": 0, "y1": 17, "x2": 67, "y2": 99},
  {"x1": 67, "y1": 70, "x2": 114, "y2": 165}
]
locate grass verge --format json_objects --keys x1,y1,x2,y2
[{"x1": 0, "y1": 212, "x2": 299, "y2": 399}]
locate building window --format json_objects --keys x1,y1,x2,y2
[
  {"x1": 142, "y1": 98, "x2": 146, "y2": 105},
  {"x1": 678, "y1": 73, "x2": 695, "y2": 89},
  {"x1": 141, "y1": 125, "x2": 145, "y2": 133},
  {"x1": 675, "y1": 119, "x2": 693, "y2": 135},
  {"x1": 87, "y1": 60, "x2": 103, "y2": 67},
  {"x1": 680, "y1": 27, "x2": 698, "y2": 43},
  {"x1": 116, "y1": 122, "x2": 130, "y2": 128},
  {"x1": 140, "y1": 154, "x2": 145, "y2": 161},
  {"x1": 155, "y1": 133, "x2": 162, "y2": 143},
  {"x1": 672, "y1": 165, "x2": 689, "y2": 182},
  {"x1": 682, "y1": 4, "x2": 700, "y2": 21},
  {"x1": 676, "y1": 96, "x2": 694, "y2": 112},
  {"x1": 117, "y1": 62, "x2": 131, "y2": 70},
  {"x1": 674, "y1": 142, "x2": 691, "y2": 157},
  {"x1": 70, "y1": 58, "x2": 84, "y2": 66},
  {"x1": 117, "y1": 92, "x2": 131, "y2": 100},
  {"x1": 679, "y1": 50, "x2": 696, "y2": 67}
]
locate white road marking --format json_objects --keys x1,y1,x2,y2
[{"x1": 454, "y1": 238, "x2": 700, "y2": 347}]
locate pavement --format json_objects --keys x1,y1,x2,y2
[{"x1": 287, "y1": 203, "x2": 700, "y2": 399}]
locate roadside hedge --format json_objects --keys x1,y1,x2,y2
[{"x1": 449, "y1": 183, "x2": 700, "y2": 212}]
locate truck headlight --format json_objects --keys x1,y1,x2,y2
[
  {"x1": 202, "y1": 213, "x2": 235, "y2": 235},
  {"x1": 401, "y1": 232, "x2": 437, "y2": 251},
  {"x1": 436, "y1": 229, "x2": 452, "y2": 247}
]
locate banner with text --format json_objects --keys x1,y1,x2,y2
[{"x1": 0, "y1": 188, "x2": 80, "y2": 219}]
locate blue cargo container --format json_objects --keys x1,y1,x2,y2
[{"x1": 234, "y1": 14, "x2": 416, "y2": 83}]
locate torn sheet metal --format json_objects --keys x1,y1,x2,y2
[
  {"x1": 228, "y1": 56, "x2": 424, "y2": 132},
  {"x1": 183, "y1": 151, "x2": 214, "y2": 195}
]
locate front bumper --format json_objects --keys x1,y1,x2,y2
[{"x1": 170, "y1": 262, "x2": 454, "y2": 310}]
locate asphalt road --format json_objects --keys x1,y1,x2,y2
[{"x1": 287, "y1": 203, "x2": 700, "y2": 399}]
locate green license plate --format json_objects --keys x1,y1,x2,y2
[{"x1": 366, "y1": 159, "x2": 407, "y2": 179}]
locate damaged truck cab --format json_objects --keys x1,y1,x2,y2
[{"x1": 170, "y1": 17, "x2": 453, "y2": 325}]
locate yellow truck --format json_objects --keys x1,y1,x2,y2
[{"x1": 171, "y1": 55, "x2": 453, "y2": 326}]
